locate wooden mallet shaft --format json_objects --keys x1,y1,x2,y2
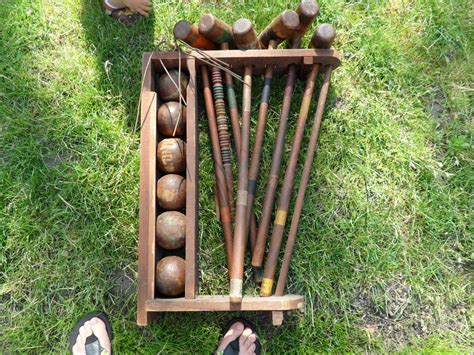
[
  {"x1": 200, "y1": 65, "x2": 234, "y2": 274},
  {"x1": 247, "y1": 10, "x2": 300, "y2": 283},
  {"x1": 199, "y1": 14, "x2": 241, "y2": 155},
  {"x1": 229, "y1": 18, "x2": 260, "y2": 303},
  {"x1": 251, "y1": 0, "x2": 319, "y2": 280},
  {"x1": 198, "y1": 15, "x2": 235, "y2": 208},
  {"x1": 261, "y1": 24, "x2": 336, "y2": 297},
  {"x1": 274, "y1": 24, "x2": 336, "y2": 297},
  {"x1": 199, "y1": 14, "x2": 260, "y2": 250},
  {"x1": 174, "y1": 20, "x2": 231, "y2": 218}
]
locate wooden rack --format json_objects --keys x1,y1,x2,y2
[{"x1": 137, "y1": 49, "x2": 340, "y2": 326}]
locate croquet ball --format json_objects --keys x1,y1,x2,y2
[
  {"x1": 157, "y1": 70, "x2": 189, "y2": 102},
  {"x1": 156, "y1": 211, "x2": 186, "y2": 249},
  {"x1": 156, "y1": 174, "x2": 186, "y2": 210},
  {"x1": 155, "y1": 256, "x2": 185, "y2": 296},
  {"x1": 157, "y1": 138, "x2": 186, "y2": 173},
  {"x1": 157, "y1": 101, "x2": 186, "y2": 137}
]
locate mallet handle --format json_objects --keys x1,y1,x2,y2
[
  {"x1": 274, "y1": 24, "x2": 336, "y2": 295},
  {"x1": 251, "y1": 1, "x2": 318, "y2": 274},
  {"x1": 260, "y1": 63, "x2": 320, "y2": 296},
  {"x1": 199, "y1": 14, "x2": 259, "y2": 257},
  {"x1": 230, "y1": 18, "x2": 259, "y2": 303},
  {"x1": 210, "y1": 67, "x2": 234, "y2": 208},
  {"x1": 275, "y1": 65, "x2": 332, "y2": 296},
  {"x1": 247, "y1": 10, "x2": 300, "y2": 282},
  {"x1": 201, "y1": 65, "x2": 234, "y2": 273},
  {"x1": 230, "y1": 65, "x2": 252, "y2": 303}
]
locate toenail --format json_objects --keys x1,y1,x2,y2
[{"x1": 90, "y1": 317, "x2": 98, "y2": 325}]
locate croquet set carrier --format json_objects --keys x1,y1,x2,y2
[{"x1": 137, "y1": 0, "x2": 341, "y2": 326}]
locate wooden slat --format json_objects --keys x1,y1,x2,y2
[
  {"x1": 137, "y1": 54, "x2": 157, "y2": 326},
  {"x1": 271, "y1": 311, "x2": 284, "y2": 326},
  {"x1": 145, "y1": 295, "x2": 304, "y2": 312},
  {"x1": 150, "y1": 49, "x2": 341, "y2": 76},
  {"x1": 185, "y1": 56, "x2": 198, "y2": 299}
]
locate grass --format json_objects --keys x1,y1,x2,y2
[{"x1": 1, "y1": 0, "x2": 472, "y2": 352}]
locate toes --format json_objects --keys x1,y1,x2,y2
[
  {"x1": 238, "y1": 327, "x2": 253, "y2": 349},
  {"x1": 229, "y1": 321, "x2": 244, "y2": 334},
  {"x1": 249, "y1": 343, "x2": 256, "y2": 354},
  {"x1": 90, "y1": 317, "x2": 112, "y2": 354},
  {"x1": 223, "y1": 321, "x2": 244, "y2": 341},
  {"x1": 216, "y1": 321, "x2": 245, "y2": 352},
  {"x1": 78, "y1": 324, "x2": 92, "y2": 340},
  {"x1": 243, "y1": 333, "x2": 256, "y2": 348},
  {"x1": 72, "y1": 340, "x2": 85, "y2": 355},
  {"x1": 82, "y1": 321, "x2": 93, "y2": 338}
]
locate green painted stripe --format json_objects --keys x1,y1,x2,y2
[
  {"x1": 216, "y1": 29, "x2": 233, "y2": 44},
  {"x1": 226, "y1": 84, "x2": 237, "y2": 109},
  {"x1": 261, "y1": 77, "x2": 272, "y2": 103},
  {"x1": 248, "y1": 179, "x2": 257, "y2": 195}
]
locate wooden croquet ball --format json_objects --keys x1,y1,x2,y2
[
  {"x1": 156, "y1": 211, "x2": 186, "y2": 249},
  {"x1": 157, "y1": 138, "x2": 186, "y2": 173},
  {"x1": 157, "y1": 101, "x2": 186, "y2": 137},
  {"x1": 157, "y1": 70, "x2": 189, "y2": 102},
  {"x1": 156, "y1": 174, "x2": 186, "y2": 210},
  {"x1": 155, "y1": 256, "x2": 185, "y2": 296}
]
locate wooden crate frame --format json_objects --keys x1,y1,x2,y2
[{"x1": 138, "y1": 49, "x2": 341, "y2": 326}]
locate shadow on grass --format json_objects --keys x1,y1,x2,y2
[{"x1": 79, "y1": 0, "x2": 156, "y2": 127}]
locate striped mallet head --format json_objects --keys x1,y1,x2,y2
[
  {"x1": 173, "y1": 19, "x2": 216, "y2": 50},
  {"x1": 257, "y1": 10, "x2": 300, "y2": 49}
]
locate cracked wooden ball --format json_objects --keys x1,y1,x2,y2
[{"x1": 157, "y1": 138, "x2": 186, "y2": 174}]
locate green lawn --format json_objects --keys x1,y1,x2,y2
[{"x1": 1, "y1": 0, "x2": 472, "y2": 352}]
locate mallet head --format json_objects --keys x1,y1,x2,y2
[
  {"x1": 310, "y1": 23, "x2": 336, "y2": 49},
  {"x1": 173, "y1": 19, "x2": 216, "y2": 50},
  {"x1": 232, "y1": 18, "x2": 260, "y2": 50},
  {"x1": 257, "y1": 10, "x2": 300, "y2": 48},
  {"x1": 296, "y1": 0, "x2": 320, "y2": 33},
  {"x1": 199, "y1": 13, "x2": 234, "y2": 46}
]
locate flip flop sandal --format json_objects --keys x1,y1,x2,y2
[
  {"x1": 68, "y1": 312, "x2": 113, "y2": 355},
  {"x1": 109, "y1": 8, "x2": 140, "y2": 27},
  {"x1": 220, "y1": 317, "x2": 261, "y2": 355},
  {"x1": 102, "y1": 0, "x2": 140, "y2": 27}
]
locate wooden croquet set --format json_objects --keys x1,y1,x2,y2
[{"x1": 137, "y1": 0, "x2": 341, "y2": 326}]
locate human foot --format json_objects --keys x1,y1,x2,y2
[
  {"x1": 216, "y1": 319, "x2": 259, "y2": 355},
  {"x1": 103, "y1": 0, "x2": 147, "y2": 26},
  {"x1": 105, "y1": 0, "x2": 151, "y2": 16},
  {"x1": 70, "y1": 314, "x2": 113, "y2": 355}
]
